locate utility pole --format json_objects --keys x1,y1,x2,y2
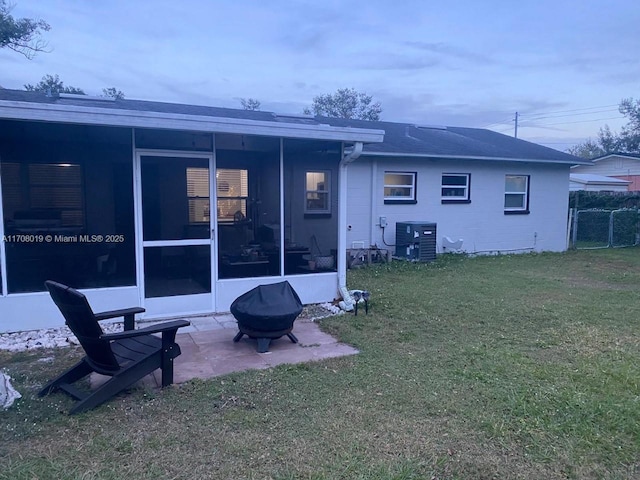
[{"x1": 514, "y1": 111, "x2": 519, "y2": 138}]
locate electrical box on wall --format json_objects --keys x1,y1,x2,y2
[{"x1": 395, "y1": 221, "x2": 437, "y2": 262}]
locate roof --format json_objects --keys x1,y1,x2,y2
[
  {"x1": 0, "y1": 89, "x2": 384, "y2": 144},
  {"x1": 0, "y1": 89, "x2": 589, "y2": 165},
  {"x1": 590, "y1": 152, "x2": 640, "y2": 162},
  {"x1": 321, "y1": 117, "x2": 590, "y2": 165},
  {"x1": 570, "y1": 174, "x2": 631, "y2": 185}
]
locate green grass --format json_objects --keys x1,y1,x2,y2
[{"x1": 2, "y1": 248, "x2": 640, "y2": 479}]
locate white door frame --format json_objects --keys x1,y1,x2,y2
[{"x1": 134, "y1": 149, "x2": 216, "y2": 318}]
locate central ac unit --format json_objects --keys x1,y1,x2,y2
[{"x1": 395, "y1": 221, "x2": 437, "y2": 262}]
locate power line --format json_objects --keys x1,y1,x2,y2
[
  {"x1": 523, "y1": 108, "x2": 619, "y2": 122},
  {"x1": 479, "y1": 116, "x2": 514, "y2": 128},
  {"x1": 524, "y1": 104, "x2": 619, "y2": 116},
  {"x1": 521, "y1": 115, "x2": 624, "y2": 127},
  {"x1": 479, "y1": 103, "x2": 621, "y2": 130}
]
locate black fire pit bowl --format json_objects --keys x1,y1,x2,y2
[{"x1": 230, "y1": 281, "x2": 303, "y2": 352}]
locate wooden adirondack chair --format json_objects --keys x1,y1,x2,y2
[{"x1": 39, "y1": 280, "x2": 190, "y2": 414}]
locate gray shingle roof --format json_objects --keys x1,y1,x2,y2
[
  {"x1": 319, "y1": 117, "x2": 588, "y2": 164},
  {"x1": 0, "y1": 89, "x2": 589, "y2": 165}
]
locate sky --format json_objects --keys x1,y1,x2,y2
[{"x1": 2, "y1": 0, "x2": 639, "y2": 152}]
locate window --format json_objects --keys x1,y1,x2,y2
[
  {"x1": 441, "y1": 173, "x2": 470, "y2": 203},
  {"x1": 305, "y1": 171, "x2": 330, "y2": 214},
  {"x1": 1, "y1": 122, "x2": 136, "y2": 293},
  {"x1": 186, "y1": 167, "x2": 210, "y2": 223},
  {"x1": 216, "y1": 168, "x2": 248, "y2": 223},
  {"x1": 29, "y1": 163, "x2": 84, "y2": 226},
  {"x1": 504, "y1": 175, "x2": 530, "y2": 214},
  {"x1": 384, "y1": 172, "x2": 417, "y2": 204}
]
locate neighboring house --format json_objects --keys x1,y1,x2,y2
[
  {"x1": 0, "y1": 89, "x2": 588, "y2": 332},
  {"x1": 569, "y1": 173, "x2": 630, "y2": 192},
  {"x1": 571, "y1": 153, "x2": 640, "y2": 191}
]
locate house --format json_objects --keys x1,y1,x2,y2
[
  {"x1": 0, "y1": 89, "x2": 588, "y2": 332},
  {"x1": 571, "y1": 153, "x2": 640, "y2": 191},
  {"x1": 319, "y1": 118, "x2": 589, "y2": 256},
  {"x1": 569, "y1": 173, "x2": 630, "y2": 192}
]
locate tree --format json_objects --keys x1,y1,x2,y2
[
  {"x1": 240, "y1": 98, "x2": 261, "y2": 111},
  {"x1": 568, "y1": 97, "x2": 640, "y2": 158},
  {"x1": 102, "y1": 87, "x2": 124, "y2": 100},
  {"x1": 0, "y1": 0, "x2": 50, "y2": 59},
  {"x1": 303, "y1": 88, "x2": 382, "y2": 121},
  {"x1": 566, "y1": 138, "x2": 604, "y2": 159},
  {"x1": 615, "y1": 98, "x2": 640, "y2": 152},
  {"x1": 24, "y1": 74, "x2": 85, "y2": 95}
]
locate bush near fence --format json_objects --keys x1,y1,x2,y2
[{"x1": 569, "y1": 191, "x2": 640, "y2": 209}]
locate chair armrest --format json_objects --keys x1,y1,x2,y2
[
  {"x1": 100, "y1": 320, "x2": 190, "y2": 341},
  {"x1": 95, "y1": 307, "x2": 145, "y2": 331},
  {"x1": 94, "y1": 307, "x2": 146, "y2": 321}
]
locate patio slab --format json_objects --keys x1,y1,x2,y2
[{"x1": 169, "y1": 317, "x2": 358, "y2": 384}]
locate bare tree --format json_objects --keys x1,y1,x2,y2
[
  {"x1": 0, "y1": 1, "x2": 50, "y2": 59},
  {"x1": 240, "y1": 98, "x2": 261, "y2": 111},
  {"x1": 102, "y1": 87, "x2": 125, "y2": 100}
]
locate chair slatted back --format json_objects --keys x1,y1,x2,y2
[{"x1": 44, "y1": 281, "x2": 119, "y2": 372}]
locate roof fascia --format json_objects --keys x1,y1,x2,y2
[
  {"x1": 360, "y1": 150, "x2": 591, "y2": 165},
  {"x1": 0, "y1": 100, "x2": 385, "y2": 143},
  {"x1": 591, "y1": 154, "x2": 640, "y2": 162},
  {"x1": 571, "y1": 179, "x2": 630, "y2": 185}
]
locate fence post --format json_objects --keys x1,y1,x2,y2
[
  {"x1": 608, "y1": 211, "x2": 614, "y2": 247},
  {"x1": 566, "y1": 208, "x2": 573, "y2": 250},
  {"x1": 572, "y1": 208, "x2": 579, "y2": 248}
]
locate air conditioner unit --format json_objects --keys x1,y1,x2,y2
[{"x1": 395, "y1": 221, "x2": 437, "y2": 262}]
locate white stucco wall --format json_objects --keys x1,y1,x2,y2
[{"x1": 346, "y1": 157, "x2": 570, "y2": 255}]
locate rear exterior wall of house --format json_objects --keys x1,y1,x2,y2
[{"x1": 346, "y1": 157, "x2": 570, "y2": 255}]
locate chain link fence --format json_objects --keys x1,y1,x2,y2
[{"x1": 570, "y1": 208, "x2": 640, "y2": 250}]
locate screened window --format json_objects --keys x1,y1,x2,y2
[
  {"x1": 305, "y1": 171, "x2": 330, "y2": 214},
  {"x1": 504, "y1": 175, "x2": 530, "y2": 213},
  {"x1": 441, "y1": 173, "x2": 470, "y2": 202},
  {"x1": 186, "y1": 167, "x2": 210, "y2": 223},
  {"x1": 217, "y1": 168, "x2": 248, "y2": 222},
  {"x1": 384, "y1": 172, "x2": 416, "y2": 203},
  {"x1": 1, "y1": 121, "x2": 136, "y2": 293}
]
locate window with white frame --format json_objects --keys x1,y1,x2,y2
[
  {"x1": 186, "y1": 167, "x2": 210, "y2": 223},
  {"x1": 384, "y1": 172, "x2": 417, "y2": 203},
  {"x1": 305, "y1": 171, "x2": 330, "y2": 214},
  {"x1": 216, "y1": 168, "x2": 248, "y2": 222},
  {"x1": 504, "y1": 175, "x2": 530, "y2": 213},
  {"x1": 441, "y1": 173, "x2": 470, "y2": 202}
]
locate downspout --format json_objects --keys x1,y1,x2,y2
[{"x1": 337, "y1": 142, "x2": 363, "y2": 311}]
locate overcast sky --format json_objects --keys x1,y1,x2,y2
[{"x1": 2, "y1": 0, "x2": 639, "y2": 151}]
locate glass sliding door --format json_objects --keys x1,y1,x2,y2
[
  {"x1": 138, "y1": 152, "x2": 214, "y2": 315},
  {"x1": 283, "y1": 139, "x2": 340, "y2": 274},
  {"x1": 215, "y1": 134, "x2": 282, "y2": 279}
]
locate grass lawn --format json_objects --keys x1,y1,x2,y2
[{"x1": 1, "y1": 248, "x2": 639, "y2": 479}]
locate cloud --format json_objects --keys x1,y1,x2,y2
[
  {"x1": 403, "y1": 41, "x2": 495, "y2": 65},
  {"x1": 354, "y1": 52, "x2": 442, "y2": 71}
]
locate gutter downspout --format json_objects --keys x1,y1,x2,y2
[{"x1": 337, "y1": 142, "x2": 363, "y2": 311}]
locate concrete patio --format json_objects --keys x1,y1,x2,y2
[{"x1": 145, "y1": 312, "x2": 359, "y2": 386}]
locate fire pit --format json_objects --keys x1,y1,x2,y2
[{"x1": 231, "y1": 281, "x2": 303, "y2": 353}]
